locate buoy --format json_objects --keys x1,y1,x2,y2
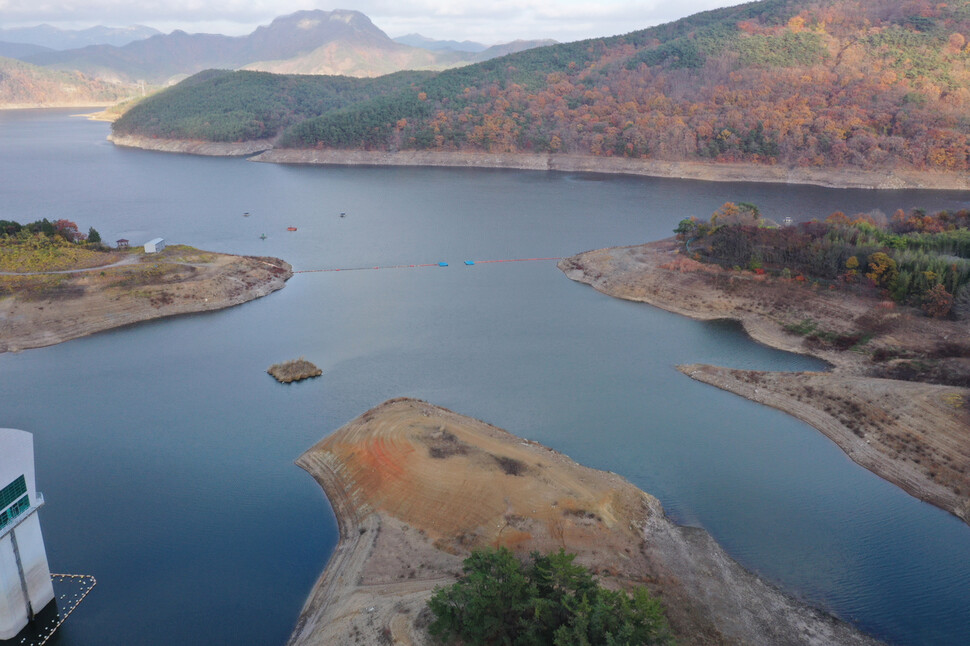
[
  {"x1": 464, "y1": 260, "x2": 475, "y2": 265},
  {"x1": 287, "y1": 227, "x2": 298, "y2": 231},
  {"x1": 438, "y1": 262, "x2": 448, "y2": 267}
]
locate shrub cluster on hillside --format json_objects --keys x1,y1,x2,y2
[
  {"x1": 427, "y1": 548, "x2": 673, "y2": 646},
  {"x1": 0, "y1": 218, "x2": 100, "y2": 245},
  {"x1": 675, "y1": 205, "x2": 970, "y2": 319},
  {"x1": 0, "y1": 219, "x2": 111, "y2": 274}
]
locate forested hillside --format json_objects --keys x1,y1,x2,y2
[
  {"x1": 111, "y1": 69, "x2": 431, "y2": 141},
  {"x1": 115, "y1": 0, "x2": 970, "y2": 172},
  {"x1": 0, "y1": 57, "x2": 137, "y2": 107}
]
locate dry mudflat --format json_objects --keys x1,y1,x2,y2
[
  {"x1": 559, "y1": 240, "x2": 970, "y2": 524},
  {"x1": 289, "y1": 398, "x2": 881, "y2": 646},
  {"x1": 0, "y1": 246, "x2": 291, "y2": 353}
]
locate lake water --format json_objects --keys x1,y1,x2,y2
[{"x1": 1, "y1": 109, "x2": 969, "y2": 645}]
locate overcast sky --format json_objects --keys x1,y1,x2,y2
[{"x1": 0, "y1": 1, "x2": 745, "y2": 44}]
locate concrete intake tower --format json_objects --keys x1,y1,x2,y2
[{"x1": 0, "y1": 428, "x2": 55, "y2": 640}]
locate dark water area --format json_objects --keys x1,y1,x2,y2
[{"x1": 1, "y1": 109, "x2": 969, "y2": 645}]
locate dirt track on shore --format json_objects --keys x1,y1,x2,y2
[
  {"x1": 559, "y1": 240, "x2": 970, "y2": 523},
  {"x1": 0, "y1": 247, "x2": 291, "y2": 353},
  {"x1": 288, "y1": 398, "x2": 882, "y2": 646}
]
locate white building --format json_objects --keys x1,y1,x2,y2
[
  {"x1": 144, "y1": 237, "x2": 166, "y2": 253},
  {"x1": 0, "y1": 428, "x2": 55, "y2": 640}
]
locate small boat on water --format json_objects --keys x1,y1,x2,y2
[
  {"x1": 287, "y1": 227, "x2": 298, "y2": 231},
  {"x1": 243, "y1": 212, "x2": 250, "y2": 217},
  {"x1": 259, "y1": 233, "x2": 267, "y2": 240},
  {"x1": 340, "y1": 212, "x2": 346, "y2": 218}
]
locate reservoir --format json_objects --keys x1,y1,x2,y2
[{"x1": 1, "y1": 109, "x2": 968, "y2": 645}]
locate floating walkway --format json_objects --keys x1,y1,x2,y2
[
  {"x1": 293, "y1": 257, "x2": 562, "y2": 274},
  {"x1": 10, "y1": 574, "x2": 96, "y2": 646}
]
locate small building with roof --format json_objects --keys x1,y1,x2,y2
[{"x1": 144, "y1": 238, "x2": 165, "y2": 253}]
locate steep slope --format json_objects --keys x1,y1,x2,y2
[
  {"x1": 242, "y1": 39, "x2": 456, "y2": 77},
  {"x1": 0, "y1": 56, "x2": 138, "y2": 108}
]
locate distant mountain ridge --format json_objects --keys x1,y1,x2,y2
[
  {"x1": 0, "y1": 24, "x2": 160, "y2": 50},
  {"x1": 394, "y1": 34, "x2": 488, "y2": 53},
  {"x1": 0, "y1": 42, "x2": 53, "y2": 60},
  {"x1": 22, "y1": 10, "x2": 554, "y2": 83}
]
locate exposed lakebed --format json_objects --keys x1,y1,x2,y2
[{"x1": 1, "y1": 109, "x2": 969, "y2": 645}]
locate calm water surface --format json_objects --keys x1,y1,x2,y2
[{"x1": 1, "y1": 109, "x2": 969, "y2": 645}]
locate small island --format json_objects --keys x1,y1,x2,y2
[
  {"x1": 268, "y1": 358, "x2": 322, "y2": 383},
  {"x1": 0, "y1": 218, "x2": 292, "y2": 353},
  {"x1": 288, "y1": 398, "x2": 880, "y2": 646},
  {"x1": 559, "y1": 204, "x2": 970, "y2": 524}
]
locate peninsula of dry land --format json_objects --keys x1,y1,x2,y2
[
  {"x1": 559, "y1": 240, "x2": 970, "y2": 523},
  {"x1": 0, "y1": 244, "x2": 291, "y2": 352},
  {"x1": 290, "y1": 398, "x2": 880, "y2": 646}
]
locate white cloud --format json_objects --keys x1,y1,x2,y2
[{"x1": 0, "y1": 0, "x2": 743, "y2": 43}]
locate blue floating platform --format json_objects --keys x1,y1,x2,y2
[
  {"x1": 464, "y1": 260, "x2": 475, "y2": 265},
  {"x1": 438, "y1": 262, "x2": 448, "y2": 267}
]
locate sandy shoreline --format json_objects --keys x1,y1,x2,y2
[
  {"x1": 0, "y1": 247, "x2": 292, "y2": 353},
  {"x1": 289, "y1": 398, "x2": 882, "y2": 646},
  {"x1": 106, "y1": 134, "x2": 970, "y2": 190},
  {"x1": 559, "y1": 241, "x2": 970, "y2": 524}
]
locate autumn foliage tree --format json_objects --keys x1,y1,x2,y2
[
  {"x1": 922, "y1": 284, "x2": 954, "y2": 317},
  {"x1": 867, "y1": 252, "x2": 899, "y2": 289}
]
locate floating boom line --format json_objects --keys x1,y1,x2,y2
[{"x1": 293, "y1": 257, "x2": 563, "y2": 274}]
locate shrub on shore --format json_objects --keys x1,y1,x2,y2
[{"x1": 428, "y1": 547, "x2": 673, "y2": 646}]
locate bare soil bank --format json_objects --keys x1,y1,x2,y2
[
  {"x1": 254, "y1": 150, "x2": 970, "y2": 190},
  {"x1": 105, "y1": 135, "x2": 970, "y2": 190},
  {"x1": 289, "y1": 398, "x2": 881, "y2": 646},
  {"x1": 560, "y1": 241, "x2": 970, "y2": 523},
  {"x1": 0, "y1": 247, "x2": 291, "y2": 353},
  {"x1": 680, "y1": 365, "x2": 970, "y2": 522},
  {"x1": 108, "y1": 134, "x2": 273, "y2": 157}
]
